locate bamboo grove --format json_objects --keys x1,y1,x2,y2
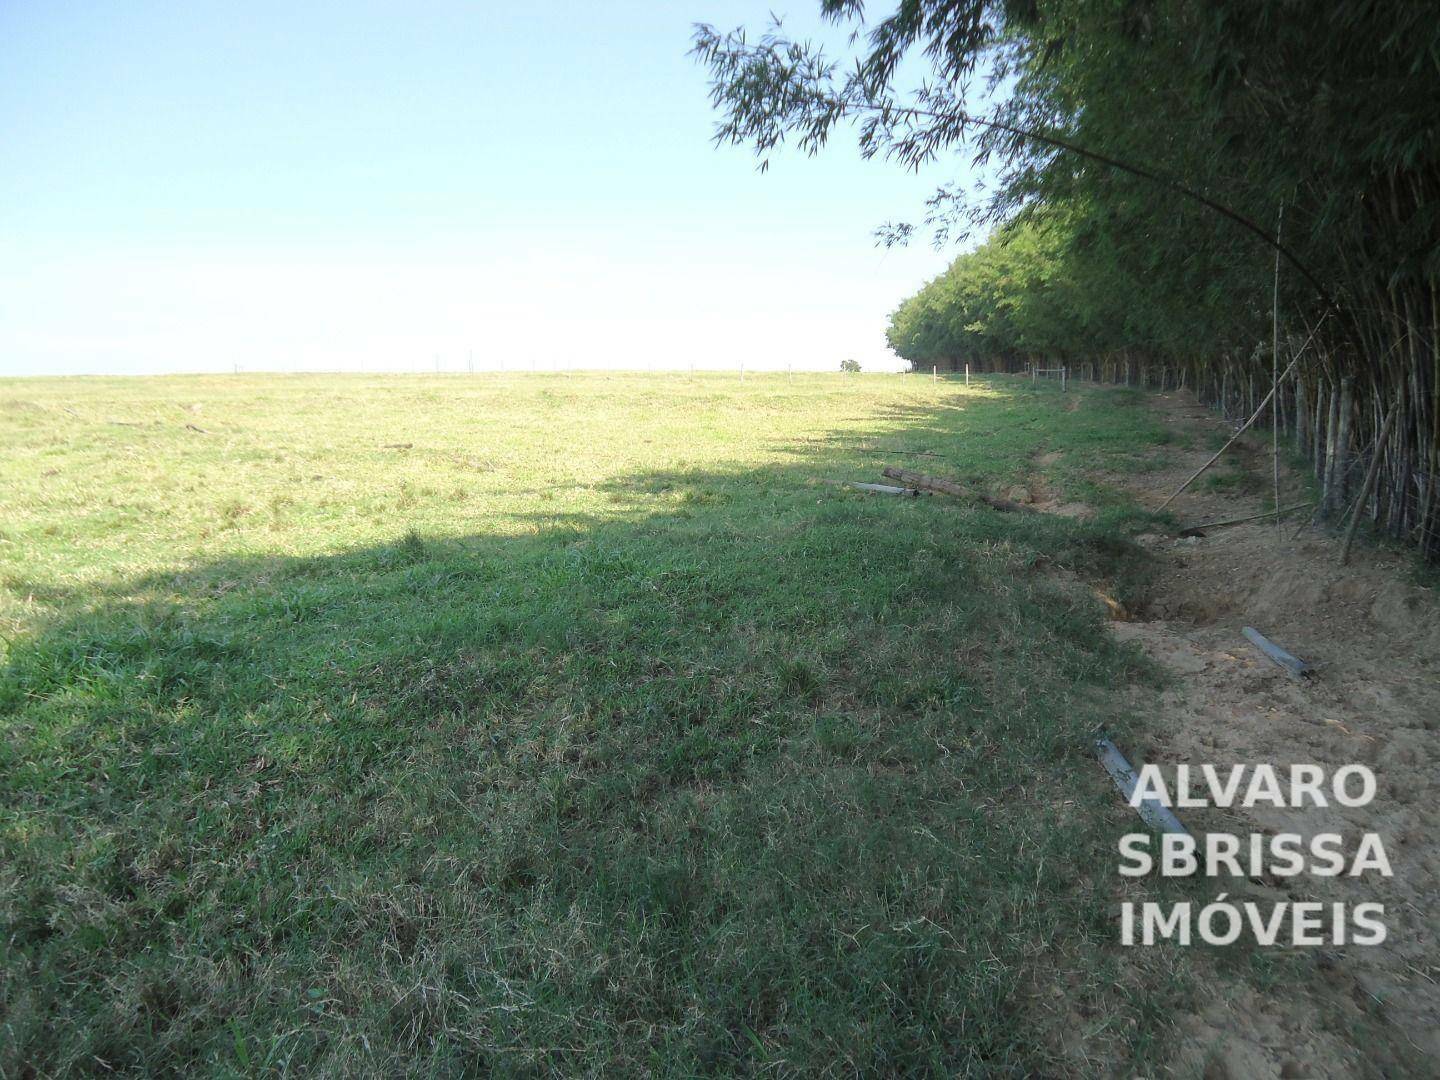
[{"x1": 695, "y1": 2, "x2": 1440, "y2": 559}]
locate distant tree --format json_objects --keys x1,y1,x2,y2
[
  {"x1": 840, "y1": 358, "x2": 861, "y2": 373},
  {"x1": 694, "y1": 1, "x2": 1440, "y2": 559}
]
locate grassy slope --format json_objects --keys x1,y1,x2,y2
[{"x1": 1, "y1": 373, "x2": 1176, "y2": 1075}]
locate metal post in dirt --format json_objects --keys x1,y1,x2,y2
[
  {"x1": 1061, "y1": 366, "x2": 1068, "y2": 392},
  {"x1": 965, "y1": 363, "x2": 970, "y2": 386},
  {"x1": 932, "y1": 365, "x2": 937, "y2": 382}
]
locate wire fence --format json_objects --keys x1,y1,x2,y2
[
  {"x1": 228, "y1": 358, "x2": 919, "y2": 378},
  {"x1": 1031, "y1": 365, "x2": 1069, "y2": 391}
]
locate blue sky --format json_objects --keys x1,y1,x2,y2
[{"x1": 0, "y1": 1, "x2": 973, "y2": 376}]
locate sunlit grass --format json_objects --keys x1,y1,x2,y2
[{"x1": 1, "y1": 372, "x2": 1182, "y2": 1075}]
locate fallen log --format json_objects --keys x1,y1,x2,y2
[
  {"x1": 839, "y1": 443, "x2": 944, "y2": 458},
  {"x1": 774, "y1": 439, "x2": 944, "y2": 458},
  {"x1": 852, "y1": 447, "x2": 943, "y2": 459},
  {"x1": 881, "y1": 467, "x2": 1037, "y2": 513},
  {"x1": 1177, "y1": 500, "x2": 1314, "y2": 537},
  {"x1": 1242, "y1": 627, "x2": 1311, "y2": 678}
]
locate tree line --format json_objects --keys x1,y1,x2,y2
[{"x1": 696, "y1": 1, "x2": 1440, "y2": 559}]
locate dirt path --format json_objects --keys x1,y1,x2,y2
[{"x1": 1094, "y1": 392, "x2": 1439, "y2": 1078}]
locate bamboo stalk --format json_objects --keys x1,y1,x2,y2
[
  {"x1": 1340, "y1": 399, "x2": 1401, "y2": 566},
  {"x1": 1179, "y1": 501, "x2": 1313, "y2": 535},
  {"x1": 1331, "y1": 376, "x2": 1355, "y2": 516},
  {"x1": 1158, "y1": 351, "x2": 1304, "y2": 510},
  {"x1": 1271, "y1": 204, "x2": 1283, "y2": 537},
  {"x1": 1322, "y1": 384, "x2": 1341, "y2": 513}
]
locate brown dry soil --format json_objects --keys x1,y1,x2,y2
[{"x1": 1042, "y1": 391, "x2": 1438, "y2": 1079}]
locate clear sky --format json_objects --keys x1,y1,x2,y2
[{"x1": 0, "y1": 1, "x2": 972, "y2": 376}]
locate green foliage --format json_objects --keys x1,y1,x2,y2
[
  {"x1": 840, "y1": 357, "x2": 861, "y2": 372},
  {"x1": 696, "y1": 1, "x2": 1440, "y2": 557},
  {"x1": 886, "y1": 212, "x2": 1106, "y2": 366}
]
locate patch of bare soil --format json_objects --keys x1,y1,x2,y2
[
  {"x1": 1102, "y1": 392, "x2": 1439, "y2": 1078},
  {"x1": 1028, "y1": 450, "x2": 1100, "y2": 520}
]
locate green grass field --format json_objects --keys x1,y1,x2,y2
[{"x1": 1, "y1": 373, "x2": 1180, "y2": 1075}]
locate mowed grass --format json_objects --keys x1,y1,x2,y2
[{"x1": 1, "y1": 372, "x2": 1176, "y2": 1075}]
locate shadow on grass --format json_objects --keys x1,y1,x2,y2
[{"x1": 1, "y1": 385, "x2": 1176, "y2": 1076}]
